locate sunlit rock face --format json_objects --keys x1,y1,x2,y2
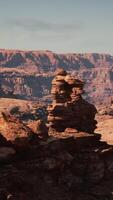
[
  {"x1": 47, "y1": 69, "x2": 97, "y2": 133},
  {"x1": 0, "y1": 112, "x2": 39, "y2": 151},
  {"x1": 28, "y1": 119, "x2": 48, "y2": 139}
]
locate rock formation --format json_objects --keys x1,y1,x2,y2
[
  {"x1": 48, "y1": 68, "x2": 97, "y2": 133},
  {"x1": 28, "y1": 119, "x2": 48, "y2": 139},
  {"x1": 0, "y1": 112, "x2": 33, "y2": 140},
  {"x1": 0, "y1": 112, "x2": 39, "y2": 151}
]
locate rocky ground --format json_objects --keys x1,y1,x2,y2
[{"x1": 0, "y1": 126, "x2": 113, "y2": 200}]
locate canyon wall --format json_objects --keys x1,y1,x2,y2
[{"x1": 0, "y1": 49, "x2": 113, "y2": 104}]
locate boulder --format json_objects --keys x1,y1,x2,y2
[
  {"x1": 0, "y1": 112, "x2": 38, "y2": 150},
  {"x1": 27, "y1": 119, "x2": 48, "y2": 139}
]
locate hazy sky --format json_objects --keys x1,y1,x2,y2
[{"x1": 0, "y1": 0, "x2": 113, "y2": 54}]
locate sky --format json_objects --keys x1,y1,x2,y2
[{"x1": 0, "y1": 0, "x2": 113, "y2": 54}]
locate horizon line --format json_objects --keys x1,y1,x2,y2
[{"x1": 0, "y1": 48, "x2": 112, "y2": 56}]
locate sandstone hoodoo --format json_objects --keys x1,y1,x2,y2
[{"x1": 47, "y1": 68, "x2": 97, "y2": 133}]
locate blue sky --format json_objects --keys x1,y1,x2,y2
[{"x1": 0, "y1": 0, "x2": 113, "y2": 54}]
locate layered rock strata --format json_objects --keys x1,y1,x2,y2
[{"x1": 48, "y1": 69, "x2": 97, "y2": 133}]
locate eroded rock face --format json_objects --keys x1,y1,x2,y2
[
  {"x1": 28, "y1": 119, "x2": 48, "y2": 139},
  {"x1": 0, "y1": 112, "x2": 39, "y2": 150},
  {"x1": 0, "y1": 112, "x2": 32, "y2": 140},
  {"x1": 48, "y1": 69, "x2": 97, "y2": 133}
]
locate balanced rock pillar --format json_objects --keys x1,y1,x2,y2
[{"x1": 47, "y1": 68, "x2": 97, "y2": 133}]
